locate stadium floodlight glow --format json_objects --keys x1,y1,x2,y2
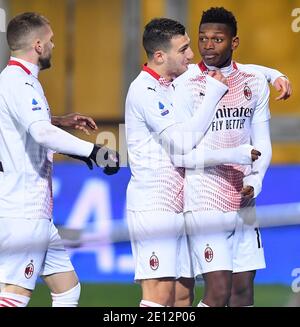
[{"x1": 0, "y1": 8, "x2": 6, "y2": 32}]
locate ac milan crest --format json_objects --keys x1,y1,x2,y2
[
  {"x1": 204, "y1": 246, "x2": 213, "y2": 262},
  {"x1": 244, "y1": 85, "x2": 252, "y2": 100},
  {"x1": 149, "y1": 253, "x2": 159, "y2": 270},
  {"x1": 24, "y1": 261, "x2": 34, "y2": 279}
]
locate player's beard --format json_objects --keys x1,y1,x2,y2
[
  {"x1": 39, "y1": 54, "x2": 51, "y2": 70},
  {"x1": 167, "y1": 59, "x2": 188, "y2": 79}
]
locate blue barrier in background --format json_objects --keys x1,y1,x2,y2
[
  {"x1": 53, "y1": 164, "x2": 300, "y2": 285},
  {"x1": 255, "y1": 165, "x2": 300, "y2": 285}
]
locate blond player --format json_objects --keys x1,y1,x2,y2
[{"x1": 0, "y1": 12, "x2": 119, "y2": 307}]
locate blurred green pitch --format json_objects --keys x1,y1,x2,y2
[{"x1": 29, "y1": 283, "x2": 292, "y2": 307}]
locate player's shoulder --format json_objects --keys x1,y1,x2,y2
[
  {"x1": 127, "y1": 71, "x2": 160, "y2": 100},
  {"x1": 1, "y1": 65, "x2": 26, "y2": 80},
  {"x1": 236, "y1": 62, "x2": 266, "y2": 81},
  {"x1": 182, "y1": 63, "x2": 202, "y2": 78},
  {"x1": 174, "y1": 63, "x2": 204, "y2": 86},
  {"x1": 0, "y1": 66, "x2": 35, "y2": 89}
]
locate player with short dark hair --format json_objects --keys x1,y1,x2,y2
[
  {"x1": 125, "y1": 17, "x2": 264, "y2": 307},
  {"x1": 143, "y1": 18, "x2": 186, "y2": 58},
  {"x1": 126, "y1": 17, "x2": 230, "y2": 307},
  {"x1": 199, "y1": 6, "x2": 237, "y2": 36},
  {"x1": 0, "y1": 12, "x2": 119, "y2": 307}
]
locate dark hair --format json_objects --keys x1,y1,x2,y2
[
  {"x1": 199, "y1": 7, "x2": 237, "y2": 36},
  {"x1": 7, "y1": 12, "x2": 50, "y2": 51},
  {"x1": 143, "y1": 18, "x2": 185, "y2": 59}
]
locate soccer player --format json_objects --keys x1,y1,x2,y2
[
  {"x1": 0, "y1": 12, "x2": 119, "y2": 307},
  {"x1": 124, "y1": 17, "x2": 265, "y2": 307},
  {"x1": 173, "y1": 7, "x2": 290, "y2": 307}
]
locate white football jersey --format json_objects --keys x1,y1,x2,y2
[
  {"x1": 0, "y1": 57, "x2": 53, "y2": 219},
  {"x1": 173, "y1": 62, "x2": 270, "y2": 212},
  {"x1": 125, "y1": 65, "x2": 184, "y2": 212}
]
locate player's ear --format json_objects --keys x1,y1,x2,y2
[
  {"x1": 34, "y1": 39, "x2": 43, "y2": 55},
  {"x1": 153, "y1": 50, "x2": 165, "y2": 64},
  {"x1": 232, "y1": 36, "x2": 239, "y2": 51}
]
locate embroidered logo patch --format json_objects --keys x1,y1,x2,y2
[
  {"x1": 159, "y1": 102, "x2": 165, "y2": 109},
  {"x1": 32, "y1": 98, "x2": 41, "y2": 111},
  {"x1": 24, "y1": 261, "x2": 34, "y2": 279},
  {"x1": 161, "y1": 110, "x2": 169, "y2": 116},
  {"x1": 149, "y1": 252, "x2": 159, "y2": 270},
  {"x1": 204, "y1": 246, "x2": 213, "y2": 262},
  {"x1": 158, "y1": 102, "x2": 169, "y2": 116},
  {"x1": 244, "y1": 85, "x2": 252, "y2": 100}
]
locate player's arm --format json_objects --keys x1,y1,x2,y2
[
  {"x1": 52, "y1": 113, "x2": 98, "y2": 135},
  {"x1": 29, "y1": 121, "x2": 119, "y2": 175},
  {"x1": 242, "y1": 121, "x2": 272, "y2": 199},
  {"x1": 242, "y1": 78, "x2": 272, "y2": 199},
  {"x1": 240, "y1": 63, "x2": 292, "y2": 100},
  {"x1": 171, "y1": 144, "x2": 260, "y2": 169},
  {"x1": 13, "y1": 82, "x2": 119, "y2": 175},
  {"x1": 160, "y1": 71, "x2": 228, "y2": 155}
]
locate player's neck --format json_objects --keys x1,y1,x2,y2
[
  {"x1": 11, "y1": 51, "x2": 39, "y2": 67},
  {"x1": 218, "y1": 57, "x2": 232, "y2": 69},
  {"x1": 10, "y1": 54, "x2": 40, "y2": 78},
  {"x1": 203, "y1": 60, "x2": 234, "y2": 77},
  {"x1": 203, "y1": 56, "x2": 232, "y2": 70},
  {"x1": 147, "y1": 62, "x2": 173, "y2": 82}
]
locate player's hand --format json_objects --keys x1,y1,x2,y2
[
  {"x1": 53, "y1": 113, "x2": 98, "y2": 135},
  {"x1": 251, "y1": 149, "x2": 261, "y2": 161},
  {"x1": 208, "y1": 70, "x2": 228, "y2": 86},
  {"x1": 89, "y1": 144, "x2": 120, "y2": 175},
  {"x1": 241, "y1": 185, "x2": 254, "y2": 200},
  {"x1": 67, "y1": 154, "x2": 94, "y2": 170},
  {"x1": 273, "y1": 76, "x2": 292, "y2": 101}
]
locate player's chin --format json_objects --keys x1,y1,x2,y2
[
  {"x1": 179, "y1": 65, "x2": 189, "y2": 75},
  {"x1": 203, "y1": 58, "x2": 217, "y2": 67}
]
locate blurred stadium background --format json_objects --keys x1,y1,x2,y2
[{"x1": 0, "y1": 0, "x2": 300, "y2": 306}]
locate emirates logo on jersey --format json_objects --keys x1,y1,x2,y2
[
  {"x1": 24, "y1": 261, "x2": 34, "y2": 279},
  {"x1": 244, "y1": 85, "x2": 252, "y2": 100},
  {"x1": 204, "y1": 246, "x2": 213, "y2": 262},
  {"x1": 149, "y1": 252, "x2": 159, "y2": 270}
]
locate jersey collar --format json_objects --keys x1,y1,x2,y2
[
  {"x1": 8, "y1": 57, "x2": 40, "y2": 78},
  {"x1": 142, "y1": 64, "x2": 173, "y2": 87},
  {"x1": 198, "y1": 60, "x2": 238, "y2": 77}
]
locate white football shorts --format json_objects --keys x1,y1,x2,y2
[
  {"x1": 126, "y1": 210, "x2": 193, "y2": 281},
  {"x1": 0, "y1": 218, "x2": 74, "y2": 290},
  {"x1": 185, "y1": 208, "x2": 265, "y2": 276}
]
